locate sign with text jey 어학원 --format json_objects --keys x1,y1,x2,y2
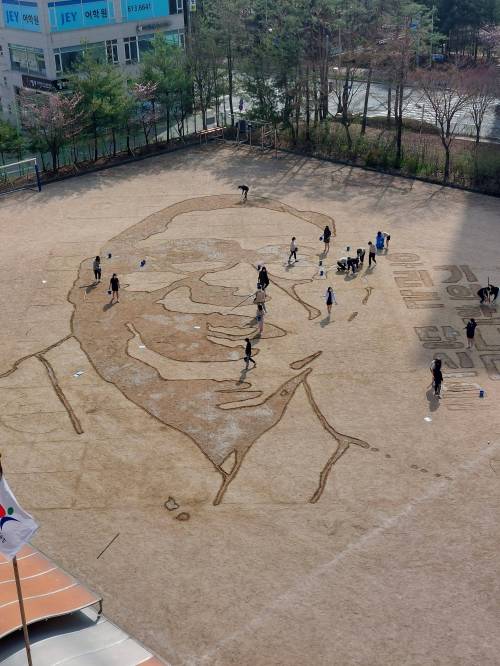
[
  {"x1": 48, "y1": 0, "x2": 115, "y2": 31},
  {"x1": 2, "y1": 0, "x2": 41, "y2": 31}
]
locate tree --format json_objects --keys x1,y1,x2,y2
[
  {"x1": 379, "y1": 3, "x2": 435, "y2": 165},
  {"x1": 426, "y1": 0, "x2": 500, "y2": 59},
  {"x1": 330, "y1": 66, "x2": 362, "y2": 149},
  {"x1": 69, "y1": 47, "x2": 128, "y2": 161},
  {"x1": 140, "y1": 34, "x2": 192, "y2": 141},
  {"x1": 187, "y1": 15, "x2": 218, "y2": 130},
  {"x1": 466, "y1": 65, "x2": 498, "y2": 143},
  {"x1": 0, "y1": 120, "x2": 24, "y2": 164},
  {"x1": 204, "y1": 0, "x2": 246, "y2": 127},
  {"x1": 133, "y1": 81, "x2": 159, "y2": 145},
  {"x1": 19, "y1": 91, "x2": 82, "y2": 172},
  {"x1": 417, "y1": 66, "x2": 471, "y2": 181}
]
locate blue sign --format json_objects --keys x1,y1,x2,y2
[
  {"x1": 48, "y1": 0, "x2": 115, "y2": 31},
  {"x1": 120, "y1": 0, "x2": 169, "y2": 22},
  {"x1": 2, "y1": 0, "x2": 41, "y2": 31}
]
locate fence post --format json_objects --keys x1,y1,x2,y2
[{"x1": 35, "y1": 162, "x2": 41, "y2": 192}]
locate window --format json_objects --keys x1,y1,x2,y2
[
  {"x1": 124, "y1": 36, "x2": 138, "y2": 64},
  {"x1": 9, "y1": 44, "x2": 46, "y2": 76},
  {"x1": 165, "y1": 30, "x2": 184, "y2": 47},
  {"x1": 0, "y1": 45, "x2": 4, "y2": 57},
  {"x1": 176, "y1": 0, "x2": 183, "y2": 12},
  {"x1": 53, "y1": 43, "x2": 104, "y2": 75},
  {"x1": 106, "y1": 39, "x2": 118, "y2": 64},
  {"x1": 138, "y1": 33, "x2": 154, "y2": 57}
]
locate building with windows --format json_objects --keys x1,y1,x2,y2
[{"x1": 0, "y1": 0, "x2": 186, "y2": 122}]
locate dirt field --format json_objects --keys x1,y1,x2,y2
[{"x1": 0, "y1": 144, "x2": 499, "y2": 666}]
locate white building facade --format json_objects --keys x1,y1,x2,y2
[{"x1": 0, "y1": 0, "x2": 186, "y2": 122}]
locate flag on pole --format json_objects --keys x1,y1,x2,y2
[{"x1": 0, "y1": 476, "x2": 38, "y2": 560}]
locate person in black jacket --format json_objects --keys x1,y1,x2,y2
[
  {"x1": 322, "y1": 225, "x2": 332, "y2": 254},
  {"x1": 432, "y1": 359, "x2": 443, "y2": 398},
  {"x1": 478, "y1": 286, "x2": 489, "y2": 304},
  {"x1": 464, "y1": 318, "x2": 477, "y2": 350},
  {"x1": 258, "y1": 265, "x2": 270, "y2": 291},
  {"x1": 356, "y1": 248, "x2": 366, "y2": 265},
  {"x1": 109, "y1": 273, "x2": 120, "y2": 304},
  {"x1": 244, "y1": 338, "x2": 257, "y2": 369}
]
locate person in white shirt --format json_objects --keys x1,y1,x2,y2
[
  {"x1": 337, "y1": 257, "x2": 348, "y2": 272},
  {"x1": 254, "y1": 286, "x2": 267, "y2": 313},
  {"x1": 368, "y1": 241, "x2": 376, "y2": 267},
  {"x1": 288, "y1": 237, "x2": 298, "y2": 264}
]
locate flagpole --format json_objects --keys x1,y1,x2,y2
[
  {"x1": 12, "y1": 555, "x2": 33, "y2": 666},
  {"x1": 0, "y1": 456, "x2": 33, "y2": 666}
]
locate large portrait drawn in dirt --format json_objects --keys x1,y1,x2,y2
[{"x1": 69, "y1": 195, "x2": 369, "y2": 505}]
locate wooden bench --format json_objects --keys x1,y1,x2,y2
[{"x1": 198, "y1": 126, "x2": 225, "y2": 144}]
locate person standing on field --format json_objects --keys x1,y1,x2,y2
[
  {"x1": 256, "y1": 303, "x2": 265, "y2": 334},
  {"x1": 93, "y1": 256, "x2": 101, "y2": 282},
  {"x1": 254, "y1": 286, "x2": 267, "y2": 312},
  {"x1": 325, "y1": 286, "x2": 337, "y2": 315},
  {"x1": 244, "y1": 338, "x2": 257, "y2": 369},
  {"x1": 322, "y1": 226, "x2": 332, "y2": 254},
  {"x1": 368, "y1": 241, "x2": 376, "y2": 267},
  {"x1": 376, "y1": 231, "x2": 385, "y2": 251},
  {"x1": 465, "y1": 318, "x2": 477, "y2": 349},
  {"x1": 109, "y1": 273, "x2": 120, "y2": 304},
  {"x1": 288, "y1": 237, "x2": 298, "y2": 264},
  {"x1": 258, "y1": 265, "x2": 270, "y2": 291},
  {"x1": 432, "y1": 358, "x2": 443, "y2": 398}
]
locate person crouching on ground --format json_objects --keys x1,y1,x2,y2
[{"x1": 477, "y1": 286, "x2": 489, "y2": 304}]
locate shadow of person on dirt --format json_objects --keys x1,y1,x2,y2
[
  {"x1": 426, "y1": 386, "x2": 441, "y2": 412},
  {"x1": 103, "y1": 301, "x2": 118, "y2": 312}
]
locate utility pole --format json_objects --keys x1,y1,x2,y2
[
  {"x1": 430, "y1": 6, "x2": 435, "y2": 67},
  {"x1": 182, "y1": 0, "x2": 192, "y2": 49}
]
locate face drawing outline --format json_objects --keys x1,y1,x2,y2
[{"x1": 70, "y1": 195, "x2": 368, "y2": 504}]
